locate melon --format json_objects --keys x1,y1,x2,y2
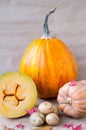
[{"x1": 0, "y1": 72, "x2": 37, "y2": 118}]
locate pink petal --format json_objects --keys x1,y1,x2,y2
[
  {"x1": 69, "y1": 80, "x2": 77, "y2": 86},
  {"x1": 27, "y1": 107, "x2": 37, "y2": 115},
  {"x1": 63, "y1": 122, "x2": 74, "y2": 128},
  {"x1": 72, "y1": 124, "x2": 82, "y2": 130},
  {"x1": 16, "y1": 123, "x2": 24, "y2": 129}
]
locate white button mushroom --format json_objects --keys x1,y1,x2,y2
[
  {"x1": 38, "y1": 101, "x2": 53, "y2": 115},
  {"x1": 30, "y1": 112, "x2": 45, "y2": 127},
  {"x1": 52, "y1": 105, "x2": 59, "y2": 114},
  {"x1": 46, "y1": 113, "x2": 59, "y2": 126}
]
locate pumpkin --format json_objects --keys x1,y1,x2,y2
[
  {"x1": 20, "y1": 7, "x2": 78, "y2": 98},
  {"x1": 57, "y1": 80, "x2": 86, "y2": 118}
]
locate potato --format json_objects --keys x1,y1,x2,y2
[
  {"x1": 46, "y1": 113, "x2": 59, "y2": 126},
  {"x1": 30, "y1": 112, "x2": 45, "y2": 127}
]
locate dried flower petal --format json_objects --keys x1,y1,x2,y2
[
  {"x1": 72, "y1": 124, "x2": 82, "y2": 130},
  {"x1": 27, "y1": 107, "x2": 37, "y2": 115},
  {"x1": 16, "y1": 123, "x2": 24, "y2": 129},
  {"x1": 69, "y1": 80, "x2": 77, "y2": 86},
  {"x1": 63, "y1": 122, "x2": 74, "y2": 128}
]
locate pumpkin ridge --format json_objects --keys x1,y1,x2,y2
[
  {"x1": 48, "y1": 39, "x2": 59, "y2": 92},
  {"x1": 30, "y1": 39, "x2": 42, "y2": 70},
  {"x1": 50, "y1": 39, "x2": 63, "y2": 88},
  {"x1": 71, "y1": 86, "x2": 86, "y2": 100},
  {"x1": 64, "y1": 106, "x2": 81, "y2": 118},
  {"x1": 73, "y1": 104, "x2": 86, "y2": 113},
  {"x1": 32, "y1": 39, "x2": 53, "y2": 98},
  {"x1": 42, "y1": 39, "x2": 55, "y2": 97},
  {"x1": 35, "y1": 41, "x2": 48, "y2": 97},
  {"x1": 54, "y1": 39, "x2": 74, "y2": 82},
  {"x1": 20, "y1": 39, "x2": 39, "y2": 72},
  {"x1": 74, "y1": 99, "x2": 86, "y2": 104},
  {"x1": 27, "y1": 39, "x2": 42, "y2": 77},
  {"x1": 31, "y1": 40, "x2": 46, "y2": 89},
  {"x1": 58, "y1": 90, "x2": 68, "y2": 100},
  {"x1": 74, "y1": 99, "x2": 86, "y2": 108},
  {"x1": 58, "y1": 39, "x2": 78, "y2": 80}
]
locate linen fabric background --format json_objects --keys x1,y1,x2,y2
[
  {"x1": 0, "y1": 0, "x2": 86, "y2": 129},
  {"x1": 0, "y1": 0, "x2": 86, "y2": 80}
]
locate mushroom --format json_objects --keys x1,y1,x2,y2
[
  {"x1": 38, "y1": 101, "x2": 53, "y2": 115},
  {"x1": 38, "y1": 101, "x2": 60, "y2": 115},
  {"x1": 30, "y1": 112, "x2": 45, "y2": 127},
  {"x1": 52, "y1": 105, "x2": 59, "y2": 114},
  {"x1": 46, "y1": 113, "x2": 59, "y2": 126}
]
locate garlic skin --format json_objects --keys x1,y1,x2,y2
[
  {"x1": 46, "y1": 113, "x2": 59, "y2": 126},
  {"x1": 30, "y1": 112, "x2": 45, "y2": 127}
]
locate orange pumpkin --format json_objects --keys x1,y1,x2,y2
[
  {"x1": 20, "y1": 7, "x2": 78, "y2": 98},
  {"x1": 57, "y1": 80, "x2": 86, "y2": 118}
]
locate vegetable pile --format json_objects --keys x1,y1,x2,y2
[{"x1": 29, "y1": 101, "x2": 60, "y2": 127}]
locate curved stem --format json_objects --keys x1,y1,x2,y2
[
  {"x1": 59, "y1": 98, "x2": 72, "y2": 105},
  {"x1": 42, "y1": 7, "x2": 56, "y2": 39}
]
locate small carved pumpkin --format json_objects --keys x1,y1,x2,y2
[
  {"x1": 20, "y1": 7, "x2": 78, "y2": 98},
  {"x1": 57, "y1": 80, "x2": 86, "y2": 118}
]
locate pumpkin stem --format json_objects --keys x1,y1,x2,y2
[
  {"x1": 59, "y1": 98, "x2": 72, "y2": 105},
  {"x1": 41, "y1": 7, "x2": 56, "y2": 39}
]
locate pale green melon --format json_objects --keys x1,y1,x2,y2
[{"x1": 0, "y1": 72, "x2": 37, "y2": 118}]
